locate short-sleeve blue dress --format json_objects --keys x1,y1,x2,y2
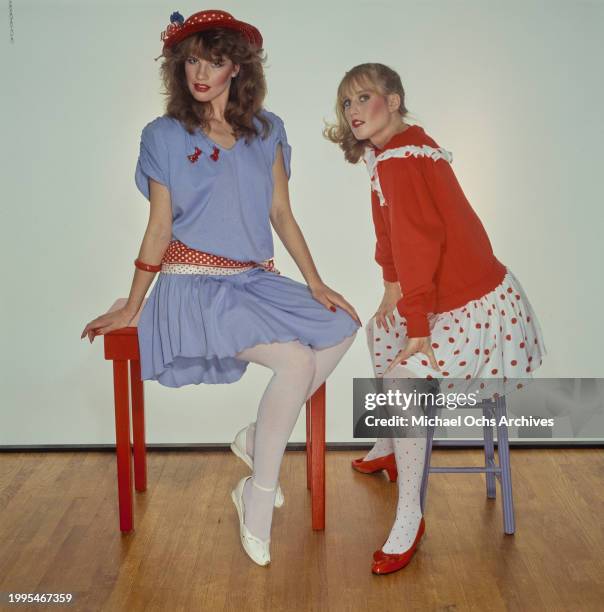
[{"x1": 134, "y1": 110, "x2": 360, "y2": 387}]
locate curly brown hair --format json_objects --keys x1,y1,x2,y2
[
  {"x1": 159, "y1": 28, "x2": 270, "y2": 142},
  {"x1": 323, "y1": 63, "x2": 415, "y2": 164}
]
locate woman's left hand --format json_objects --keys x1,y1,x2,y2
[
  {"x1": 310, "y1": 282, "x2": 362, "y2": 325},
  {"x1": 382, "y1": 336, "x2": 440, "y2": 376}
]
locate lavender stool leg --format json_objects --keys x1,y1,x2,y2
[
  {"x1": 482, "y1": 401, "x2": 497, "y2": 499},
  {"x1": 494, "y1": 396, "x2": 515, "y2": 534},
  {"x1": 420, "y1": 402, "x2": 436, "y2": 515}
]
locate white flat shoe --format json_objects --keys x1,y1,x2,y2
[
  {"x1": 231, "y1": 476, "x2": 271, "y2": 566},
  {"x1": 230, "y1": 424, "x2": 285, "y2": 508}
]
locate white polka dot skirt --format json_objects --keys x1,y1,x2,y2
[{"x1": 366, "y1": 267, "x2": 547, "y2": 400}]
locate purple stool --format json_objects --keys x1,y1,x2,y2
[{"x1": 420, "y1": 396, "x2": 515, "y2": 534}]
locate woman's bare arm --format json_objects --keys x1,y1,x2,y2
[
  {"x1": 123, "y1": 178, "x2": 173, "y2": 315},
  {"x1": 81, "y1": 179, "x2": 173, "y2": 342},
  {"x1": 269, "y1": 146, "x2": 361, "y2": 324},
  {"x1": 269, "y1": 145, "x2": 323, "y2": 289}
]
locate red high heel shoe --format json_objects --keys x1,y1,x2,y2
[
  {"x1": 351, "y1": 453, "x2": 398, "y2": 482},
  {"x1": 371, "y1": 517, "x2": 425, "y2": 575},
  {"x1": 373, "y1": 516, "x2": 426, "y2": 561}
]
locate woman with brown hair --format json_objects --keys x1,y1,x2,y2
[{"x1": 81, "y1": 10, "x2": 360, "y2": 566}]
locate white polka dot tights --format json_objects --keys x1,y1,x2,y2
[
  {"x1": 363, "y1": 438, "x2": 393, "y2": 461},
  {"x1": 382, "y1": 437, "x2": 426, "y2": 553}
]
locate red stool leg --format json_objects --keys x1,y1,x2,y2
[
  {"x1": 306, "y1": 399, "x2": 312, "y2": 490},
  {"x1": 113, "y1": 359, "x2": 133, "y2": 532},
  {"x1": 310, "y1": 382, "x2": 326, "y2": 531},
  {"x1": 130, "y1": 359, "x2": 147, "y2": 492}
]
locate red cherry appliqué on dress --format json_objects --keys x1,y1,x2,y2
[
  {"x1": 187, "y1": 147, "x2": 202, "y2": 163},
  {"x1": 210, "y1": 146, "x2": 220, "y2": 162}
]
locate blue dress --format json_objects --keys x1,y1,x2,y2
[{"x1": 134, "y1": 110, "x2": 360, "y2": 387}]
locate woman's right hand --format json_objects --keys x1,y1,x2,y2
[
  {"x1": 373, "y1": 281, "x2": 402, "y2": 333},
  {"x1": 80, "y1": 306, "x2": 138, "y2": 344}
]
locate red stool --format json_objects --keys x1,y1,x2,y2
[{"x1": 103, "y1": 298, "x2": 326, "y2": 533}]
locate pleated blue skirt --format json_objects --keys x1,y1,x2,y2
[{"x1": 137, "y1": 268, "x2": 360, "y2": 387}]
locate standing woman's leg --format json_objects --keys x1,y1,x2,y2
[
  {"x1": 384, "y1": 437, "x2": 426, "y2": 552},
  {"x1": 235, "y1": 340, "x2": 317, "y2": 541},
  {"x1": 380, "y1": 367, "x2": 429, "y2": 553},
  {"x1": 358, "y1": 316, "x2": 396, "y2": 462},
  {"x1": 361, "y1": 438, "x2": 395, "y2": 461}
]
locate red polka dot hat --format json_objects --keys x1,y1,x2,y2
[{"x1": 160, "y1": 9, "x2": 263, "y2": 51}]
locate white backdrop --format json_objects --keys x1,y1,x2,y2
[{"x1": 2, "y1": 0, "x2": 603, "y2": 445}]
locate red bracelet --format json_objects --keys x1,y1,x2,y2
[{"x1": 134, "y1": 258, "x2": 162, "y2": 272}]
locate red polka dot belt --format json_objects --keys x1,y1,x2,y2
[{"x1": 160, "y1": 240, "x2": 279, "y2": 275}]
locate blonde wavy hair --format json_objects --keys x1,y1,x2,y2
[{"x1": 323, "y1": 63, "x2": 415, "y2": 163}]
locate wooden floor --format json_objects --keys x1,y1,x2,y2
[{"x1": 1, "y1": 448, "x2": 603, "y2": 611}]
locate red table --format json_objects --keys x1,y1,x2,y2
[{"x1": 103, "y1": 298, "x2": 326, "y2": 532}]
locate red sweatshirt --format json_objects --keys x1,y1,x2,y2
[{"x1": 364, "y1": 124, "x2": 507, "y2": 338}]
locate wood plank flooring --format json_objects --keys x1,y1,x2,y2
[{"x1": 0, "y1": 449, "x2": 602, "y2": 611}]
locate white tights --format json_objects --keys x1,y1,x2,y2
[
  {"x1": 235, "y1": 332, "x2": 356, "y2": 541},
  {"x1": 371, "y1": 368, "x2": 429, "y2": 554},
  {"x1": 383, "y1": 437, "x2": 426, "y2": 553},
  {"x1": 363, "y1": 438, "x2": 394, "y2": 461}
]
